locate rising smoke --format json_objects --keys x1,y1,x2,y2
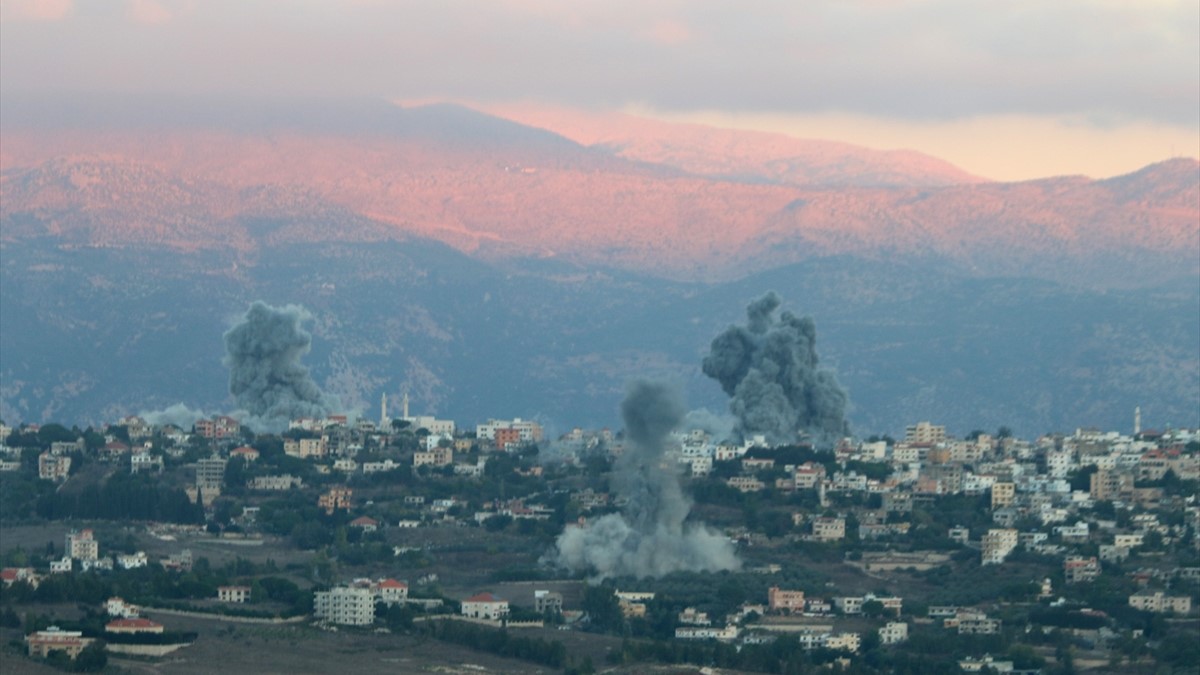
[
  {"x1": 702, "y1": 292, "x2": 848, "y2": 446},
  {"x1": 223, "y1": 301, "x2": 338, "y2": 433},
  {"x1": 550, "y1": 381, "x2": 740, "y2": 580},
  {"x1": 139, "y1": 403, "x2": 209, "y2": 429}
]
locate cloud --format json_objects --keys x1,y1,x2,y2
[
  {"x1": 126, "y1": 0, "x2": 171, "y2": 25},
  {"x1": 0, "y1": 1, "x2": 1194, "y2": 129},
  {"x1": 4, "y1": 0, "x2": 73, "y2": 21}
]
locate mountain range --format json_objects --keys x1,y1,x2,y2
[{"x1": 1, "y1": 95, "x2": 1197, "y2": 437}]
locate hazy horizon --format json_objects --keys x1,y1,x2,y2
[{"x1": 2, "y1": 0, "x2": 1196, "y2": 181}]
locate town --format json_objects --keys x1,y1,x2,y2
[{"x1": 0, "y1": 401, "x2": 1197, "y2": 674}]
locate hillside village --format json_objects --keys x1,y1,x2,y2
[{"x1": 1, "y1": 404, "x2": 1197, "y2": 674}]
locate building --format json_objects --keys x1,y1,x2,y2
[
  {"x1": 195, "y1": 415, "x2": 240, "y2": 439},
  {"x1": 66, "y1": 529, "x2": 99, "y2": 561},
  {"x1": 38, "y1": 452, "x2": 72, "y2": 481},
  {"x1": 534, "y1": 590, "x2": 563, "y2": 615},
  {"x1": 1064, "y1": 556, "x2": 1101, "y2": 584},
  {"x1": 116, "y1": 552, "x2": 148, "y2": 569},
  {"x1": 905, "y1": 421, "x2": 946, "y2": 445},
  {"x1": 413, "y1": 446, "x2": 453, "y2": 468},
  {"x1": 374, "y1": 579, "x2": 409, "y2": 605},
  {"x1": 982, "y1": 528, "x2": 1019, "y2": 565},
  {"x1": 195, "y1": 456, "x2": 227, "y2": 490},
  {"x1": 768, "y1": 587, "x2": 807, "y2": 613},
  {"x1": 284, "y1": 437, "x2": 328, "y2": 459},
  {"x1": 462, "y1": 592, "x2": 510, "y2": 621},
  {"x1": 476, "y1": 418, "x2": 541, "y2": 443},
  {"x1": 825, "y1": 633, "x2": 862, "y2": 653},
  {"x1": 26, "y1": 627, "x2": 95, "y2": 659},
  {"x1": 812, "y1": 517, "x2": 846, "y2": 542},
  {"x1": 991, "y1": 482, "x2": 1016, "y2": 509},
  {"x1": 350, "y1": 516, "x2": 379, "y2": 533},
  {"x1": 105, "y1": 618, "x2": 164, "y2": 634},
  {"x1": 218, "y1": 585, "x2": 251, "y2": 603},
  {"x1": 675, "y1": 625, "x2": 740, "y2": 641},
  {"x1": 947, "y1": 612, "x2": 1002, "y2": 635},
  {"x1": 314, "y1": 586, "x2": 376, "y2": 626},
  {"x1": 1128, "y1": 591, "x2": 1192, "y2": 614},
  {"x1": 318, "y1": 487, "x2": 353, "y2": 514},
  {"x1": 251, "y1": 474, "x2": 303, "y2": 490},
  {"x1": 878, "y1": 622, "x2": 908, "y2": 645},
  {"x1": 230, "y1": 446, "x2": 260, "y2": 462},
  {"x1": 1, "y1": 567, "x2": 39, "y2": 588},
  {"x1": 105, "y1": 597, "x2": 140, "y2": 618}
]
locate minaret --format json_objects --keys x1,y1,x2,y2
[
  {"x1": 1134, "y1": 406, "x2": 1141, "y2": 436},
  {"x1": 381, "y1": 393, "x2": 388, "y2": 428},
  {"x1": 402, "y1": 392, "x2": 410, "y2": 419}
]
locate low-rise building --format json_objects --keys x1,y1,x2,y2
[
  {"x1": 26, "y1": 627, "x2": 94, "y2": 659},
  {"x1": 218, "y1": 585, "x2": 251, "y2": 603},
  {"x1": 768, "y1": 587, "x2": 806, "y2": 613},
  {"x1": 1128, "y1": 591, "x2": 1192, "y2": 614},
  {"x1": 812, "y1": 517, "x2": 846, "y2": 541},
  {"x1": 534, "y1": 590, "x2": 563, "y2": 615},
  {"x1": 105, "y1": 618, "x2": 164, "y2": 634},
  {"x1": 105, "y1": 597, "x2": 140, "y2": 618},
  {"x1": 462, "y1": 592, "x2": 509, "y2": 621},
  {"x1": 1064, "y1": 556, "x2": 1101, "y2": 584},
  {"x1": 878, "y1": 622, "x2": 908, "y2": 645}
]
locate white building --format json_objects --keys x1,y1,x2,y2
[
  {"x1": 878, "y1": 622, "x2": 908, "y2": 645},
  {"x1": 314, "y1": 586, "x2": 376, "y2": 626},
  {"x1": 461, "y1": 592, "x2": 509, "y2": 621}
]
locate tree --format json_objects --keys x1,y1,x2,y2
[{"x1": 73, "y1": 642, "x2": 107, "y2": 672}]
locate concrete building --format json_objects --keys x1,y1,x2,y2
[
  {"x1": 26, "y1": 628, "x2": 94, "y2": 659},
  {"x1": 218, "y1": 585, "x2": 251, "y2": 603},
  {"x1": 878, "y1": 621, "x2": 909, "y2": 645},
  {"x1": 534, "y1": 590, "x2": 564, "y2": 615},
  {"x1": 314, "y1": 586, "x2": 376, "y2": 626},
  {"x1": 1128, "y1": 591, "x2": 1192, "y2": 614},
  {"x1": 905, "y1": 421, "x2": 946, "y2": 445},
  {"x1": 991, "y1": 482, "x2": 1016, "y2": 509},
  {"x1": 38, "y1": 452, "x2": 72, "y2": 482},
  {"x1": 462, "y1": 592, "x2": 509, "y2": 621},
  {"x1": 768, "y1": 587, "x2": 806, "y2": 613},
  {"x1": 1064, "y1": 556, "x2": 1101, "y2": 584},
  {"x1": 66, "y1": 529, "x2": 98, "y2": 561},
  {"x1": 812, "y1": 517, "x2": 846, "y2": 542},
  {"x1": 982, "y1": 528, "x2": 1019, "y2": 565}
]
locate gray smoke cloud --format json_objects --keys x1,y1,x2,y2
[
  {"x1": 550, "y1": 381, "x2": 740, "y2": 580},
  {"x1": 223, "y1": 301, "x2": 338, "y2": 433},
  {"x1": 702, "y1": 292, "x2": 848, "y2": 446},
  {"x1": 139, "y1": 403, "x2": 209, "y2": 429}
]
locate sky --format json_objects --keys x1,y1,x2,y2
[{"x1": 1, "y1": 0, "x2": 1197, "y2": 181}]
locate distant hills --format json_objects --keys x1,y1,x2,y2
[
  {"x1": 3, "y1": 95, "x2": 1196, "y2": 286},
  {"x1": 1, "y1": 95, "x2": 1197, "y2": 436}
]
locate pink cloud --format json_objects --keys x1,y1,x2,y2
[
  {"x1": 126, "y1": 0, "x2": 171, "y2": 25},
  {"x1": 647, "y1": 19, "x2": 691, "y2": 46},
  {"x1": 6, "y1": 0, "x2": 73, "y2": 21}
]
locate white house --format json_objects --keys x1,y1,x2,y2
[{"x1": 461, "y1": 592, "x2": 509, "y2": 621}]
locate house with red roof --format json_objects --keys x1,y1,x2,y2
[
  {"x1": 230, "y1": 446, "x2": 260, "y2": 462},
  {"x1": 349, "y1": 516, "x2": 380, "y2": 533},
  {"x1": 105, "y1": 618, "x2": 164, "y2": 634},
  {"x1": 373, "y1": 578, "x2": 408, "y2": 605},
  {"x1": 462, "y1": 592, "x2": 509, "y2": 621}
]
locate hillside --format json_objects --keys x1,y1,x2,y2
[{"x1": 2, "y1": 96, "x2": 1196, "y2": 287}]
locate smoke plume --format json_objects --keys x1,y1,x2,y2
[
  {"x1": 223, "y1": 301, "x2": 338, "y2": 432},
  {"x1": 139, "y1": 403, "x2": 209, "y2": 429},
  {"x1": 551, "y1": 381, "x2": 740, "y2": 580},
  {"x1": 702, "y1": 292, "x2": 847, "y2": 445}
]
